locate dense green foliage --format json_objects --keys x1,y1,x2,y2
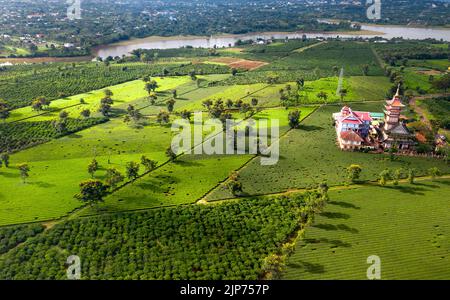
[
  {"x1": 0, "y1": 117, "x2": 107, "y2": 153},
  {"x1": 0, "y1": 194, "x2": 317, "y2": 279},
  {"x1": 0, "y1": 223, "x2": 44, "y2": 254},
  {"x1": 421, "y1": 96, "x2": 450, "y2": 129},
  {"x1": 374, "y1": 41, "x2": 449, "y2": 64}
]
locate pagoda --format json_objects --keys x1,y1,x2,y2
[{"x1": 381, "y1": 87, "x2": 414, "y2": 150}]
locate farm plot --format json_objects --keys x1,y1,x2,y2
[
  {"x1": 284, "y1": 180, "x2": 450, "y2": 279},
  {"x1": 0, "y1": 194, "x2": 312, "y2": 280},
  {"x1": 180, "y1": 83, "x2": 269, "y2": 111},
  {"x1": 80, "y1": 154, "x2": 253, "y2": 216},
  {"x1": 207, "y1": 103, "x2": 449, "y2": 200},
  {"x1": 257, "y1": 41, "x2": 384, "y2": 77},
  {"x1": 6, "y1": 76, "x2": 191, "y2": 122},
  {"x1": 407, "y1": 59, "x2": 449, "y2": 72},
  {"x1": 207, "y1": 57, "x2": 268, "y2": 71},
  {"x1": 0, "y1": 118, "x2": 176, "y2": 226}
]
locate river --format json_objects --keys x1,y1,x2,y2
[{"x1": 93, "y1": 24, "x2": 450, "y2": 59}]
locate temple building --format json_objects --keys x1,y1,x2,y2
[
  {"x1": 381, "y1": 88, "x2": 415, "y2": 150},
  {"x1": 333, "y1": 87, "x2": 415, "y2": 152},
  {"x1": 333, "y1": 106, "x2": 372, "y2": 150}
]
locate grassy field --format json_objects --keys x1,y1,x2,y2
[
  {"x1": 0, "y1": 118, "x2": 174, "y2": 226},
  {"x1": 207, "y1": 103, "x2": 449, "y2": 200},
  {"x1": 6, "y1": 76, "x2": 191, "y2": 122},
  {"x1": 258, "y1": 41, "x2": 384, "y2": 76},
  {"x1": 284, "y1": 179, "x2": 450, "y2": 279},
  {"x1": 408, "y1": 59, "x2": 450, "y2": 72},
  {"x1": 79, "y1": 154, "x2": 252, "y2": 216}
]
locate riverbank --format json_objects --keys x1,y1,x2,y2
[{"x1": 0, "y1": 56, "x2": 93, "y2": 64}]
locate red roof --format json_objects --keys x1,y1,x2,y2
[
  {"x1": 342, "y1": 118, "x2": 362, "y2": 125},
  {"x1": 340, "y1": 131, "x2": 364, "y2": 142},
  {"x1": 354, "y1": 111, "x2": 372, "y2": 122}
]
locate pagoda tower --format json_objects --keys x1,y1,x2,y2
[{"x1": 383, "y1": 86, "x2": 405, "y2": 131}]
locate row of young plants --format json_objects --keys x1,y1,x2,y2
[
  {"x1": 0, "y1": 117, "x2": 108, "y2": 153},
  {"x1": 0, "y1": 188, "x2": 327, "y2": 280}
]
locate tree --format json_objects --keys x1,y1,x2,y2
[
  {"x1": 80, "y1": 109, "x2": 91, "y2": 118},
  {"x1": 145, "y1": 80, "x2": 158, "y2": 94},
  {"x1": 288, "y1": 110, "x2": 301, "y2": 129},
  {"x1": 99, "y1": 102, "x2": 111, "y2": 116},
  {"x1": 347, "y1": 164, "x2": 362, "y2": 183},
  {"x1": 0, "y1": 99, "x2": 10, "y2": 122},
  {"x1": 127, "y1": 105, "x2": 142, "y2": 123},
  {"x1": 428, "y1": 167, "x2": 441, "y2": 180},
  {"x1": 166, "y1": 147, "x2": 177, "y2": 161},
  {"x1": 17, "y1": 163, "x2": 30, "y2": 183},
  {"x1": 141, "y1": 155, "x2": 157, "y2": 172},
  {"x1": 317, "y1": 91, "x2": 328, "y2": 103},
  {"x1": 88, "y1": 159, "x2": 99, "y2": 178},
  {"x1": 226, "y1": 99, "x2": 234, "y2": 109},
  {"x1": 172, "y1": 89, "x2": 177, "y2": 99},
  {"x1": 156, "y1": 111, "x2": 170, "y2": 124},
  {"x1": 148, "y1": 92, "x2": 158, "y2": 105},
  {"x1": 166, "y1": 98, "x2": 176, "y2": 113},
  {"x1": 227, "y1": 179, "x2": 243, "y2": 196},
  {"x1": 202, "y1": 99, "x2": 213, "y2": 110},
  {"x1": 125, "y1": 161, "x2": 140, "y2": 180},
  {"x1": 0, "y1": 153, "x2": 10, "y2": 168},
  {"x1": 251, "y1": 98, "x2": 258, "y2": 106},
  {"x1": 379, "y1": 169, "x2": 391, "y2": 186},
  {"x1": 231, "y1": 68, "x2": 238, "y2": 76},
  {"x1": 105, "y1": 168, "x2": 124, "y2": 190},
  {"x1": 52, "y1": 118, "x2": 67, "y2": 134},
  {"x1": 407, "y1": 169, "x2": 416, "y2": 184},
  {"x1": 432, "y1": 74, "x2": 450, "y2": 93},
  {"x1": 180, "y1": 110, "x2": 192, "y2": 120},
  {"x1": 261, "y1": 254, "x2": 285, "y2": 280},
  {"x1": 74, "y1": 180, "x2": 109, "y2": 206},
  {"x1": 59, "y1": 110, "x2": 69, "y2": 119},
  {"x1": 31, "y1": 99, "x2": 43, "y2": 111},
  {"x1": 104, "y1": 89, "x2": 113, "y2": 98},
  {"x1": 362, "y1": 64, "x2": 369, "y2": 76},
  {"x1": 393, "y1": 168, "x2": 403, "y2": 186},
  {"x1": 339, "y1": 88, "x2": 348, "y2": 103}
]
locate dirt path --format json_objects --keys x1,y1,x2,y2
[
  {"x1": 409, "y1": 93, "x2": 449, "y2": 130},
  {"x1": 294, "y1": 41, "x2": 327, "y2": 53}
]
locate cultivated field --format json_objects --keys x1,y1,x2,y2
[{"x1": 284, "y1": 179, "x2": 450, "y2": 279}]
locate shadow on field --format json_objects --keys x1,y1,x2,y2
[
  {"x1": 329, "y1": 200, "x2": 360, "y2": 210},
  {"x1": 174, "y1": 160, "x2": 204, "y2": 167},
  {"x1": 378, "y1": 185, "x2": 427, "y2": 196},
  {"x1": 287, "y1": 260, "x2": 325, "y2": 274},
  {"x1": 320, "y1": 211, "x2": 350, "y2": 220},
  {"x1": 314, "y1": 223, "x2": 359, "y2": 234},
  {"x1": 137, "y1": 181, "x2": 170, "y2": 193},
  {"x1": 0, "y1": 171, "x2": 20, "y2": 178},
  {"x1": 28, "y1": 181, "x2": 56, "y2": 188},
  {"x1": 299, "y1": 125, "x2": 324, "y2": 132},
  {"x1": 304, "y1": 237, "x2": 351, "y2": 248}
]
